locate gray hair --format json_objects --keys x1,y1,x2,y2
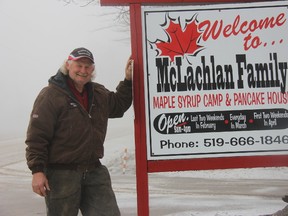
[{"x1": 59, "y1": 60, "x2": 96, "y2": 80}]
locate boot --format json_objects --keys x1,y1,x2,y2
[{"x1": 282, "y1": 195, "x2": 288, "y2": 203}]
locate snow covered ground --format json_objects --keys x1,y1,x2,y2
[{"x1": 0, "y1": 121, "x2": 287, "y2": 216}]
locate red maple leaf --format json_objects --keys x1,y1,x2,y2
[{"x1": 155, "y1": 17, "x2": 203, "y2": 62}]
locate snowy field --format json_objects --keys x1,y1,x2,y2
[{"x1": 0, "y1": 121, "x2": 287, "y2": 216}]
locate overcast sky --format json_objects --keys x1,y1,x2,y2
[{"x1": 0, "y1": 0, "x2": 132, "y2": 140}]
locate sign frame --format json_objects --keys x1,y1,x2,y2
[{"x1": 100, "y1": 1, "x2": 288, "y2": 215}]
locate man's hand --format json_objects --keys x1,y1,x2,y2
[
  {"x1": 32, "y1": 172, "x2": 50, "y2": 197},
  {"x1": 125, "y1": 57, "x2": 134, "y2": 81}
]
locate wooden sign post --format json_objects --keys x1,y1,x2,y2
[{"x1": 100, "y1": 1, "x2": 288, "y2": 215}]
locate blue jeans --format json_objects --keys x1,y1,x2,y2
[{"x1": 45, "y1": 165, "x2": 120, "y2": 216}]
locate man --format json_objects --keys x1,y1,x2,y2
[{"x1": 25, "y1": 47, "x2": 133, "y2": 216}]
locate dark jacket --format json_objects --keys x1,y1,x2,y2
[{"x1": 25, "y1": 70, "x2": 132, "y2": 174}]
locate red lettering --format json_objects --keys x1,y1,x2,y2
[
  {"x1": 198, "y1": 20, "x2": 222, "y2": 41},
  {"x1": 153, "y1": 96, "x2": 175, "y2": 109},
  {"x1": 199, "y1": 13, "x2": 286, "y2": 41}
]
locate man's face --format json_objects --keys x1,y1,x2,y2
[{"x1": 66, "y1": 58, "x2": 95, "y2": 87}]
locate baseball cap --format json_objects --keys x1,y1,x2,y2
[{"x1": 68, "y1": 47, "x2": 94, "y2": 63}]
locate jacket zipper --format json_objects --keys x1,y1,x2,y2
[
  {"x1": 69, "y1": 95, "x2": 92, "y2": 118},
  {"x1": 69, "y1": 92, "x2": 95, "y2": 165}
]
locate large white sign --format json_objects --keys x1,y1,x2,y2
[{"x1": 142, "y1": 1, "x2": 288, "y2": 160}]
